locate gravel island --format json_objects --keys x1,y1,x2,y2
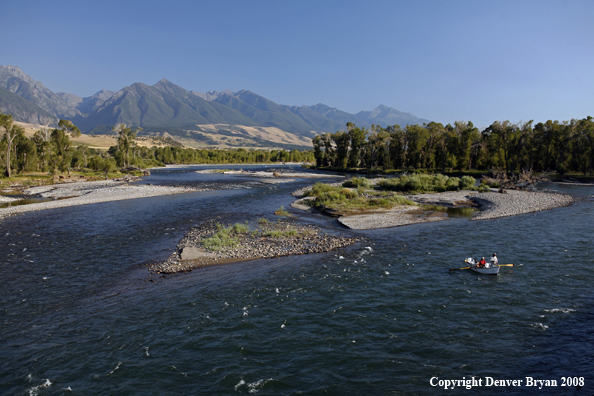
[
  {"x1": 150, "y1": 220, "x2": 360, "y2": 274},
  {"x1": 0, "y1": 180, "x2": 200, "y2": 220},
  {"x1": 469, "y1": 189, "x2": 573, "y2": 220}
]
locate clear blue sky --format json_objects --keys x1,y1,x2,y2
[{"x1": 2, "y1": 0, "x2": 593, "y2": 127}]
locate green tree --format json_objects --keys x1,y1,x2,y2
[
  {"x1": 58, "y1": 119, "x2": 81, "y2": 138},
  {"x1": 347, "y1": 123, "x2": 367, "y2": 168},
  {"x1": 50, "y1": 128, "x2": 72, "y2": 175},
  {"x1": 113, "y1": 123, "x2": 141, "y2": 167},
  {"x1": 32, "y1": 127, "x2": 52, "y2": 171},
  {"x1": 387, "y1": 124, "x2": 406, "y2": 169},
  {"x1": 1, "y1": 113, "x2": 25, "y2": 177},
  {"x1": 331, "y1": 131, "x2": 350, "y2": 168}
]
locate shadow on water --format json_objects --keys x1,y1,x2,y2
[
  {"x1": 0, "y1": 196, "x2": 71, "y2": 209},
  {"x1": 420, "y1": 203, "x2": 477, "y2": 218}
]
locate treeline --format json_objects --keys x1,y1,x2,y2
[
  {"x1": 148, "y1": 145, "x2": 314, "y2": 165},
  {"x1": 313, "y1": 117, "x2": 594, "y2": 175},
  {"x1": 0, "y1": 113, "x2": 315, "y2": 178}
]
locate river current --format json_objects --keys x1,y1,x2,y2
[{"x1": 1, "y1": 165, "x2": 592, "y2": 395}]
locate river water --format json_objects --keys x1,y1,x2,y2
[{"x1": 1, "y1": 166, "x2": 592, "y2": 395}]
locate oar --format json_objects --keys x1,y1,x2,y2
[
  {"x1": 449, "y1": 266, "x2": 470, "y2": 271},
  {"x1": 498, "y1": 264, "x2": 515, "y2": 267}
]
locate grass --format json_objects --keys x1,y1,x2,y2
[
  {"x1": 304, "y1": 181, "x2": 416, "y2": 213},
  {"x1": 342, "y1": 176, "x2": 372, "y2": 188},
  {"x1": 303, "y1": 174, "x2": 492, "y2": 214},
  {"x1": 274, "y1": 206, "x2": 291, "y2": 217},
  {"x1": 202, "y1": 222, "x2": 250, "y2": 251},
  {"x1": 202, "y1": 220, "x2": 314, "y2": 251},
  {"x1": 262, "y1": 229, "x2": 299, "y2": 238},
  {"x1": 0, "y1": 169, "x2": 137, "y2": 188},
  {"x1": 379, "y1": 174, "x2": 486, "y2": 193},
  {"x1": 480, "y1": 177, "x2": 501, "y2": 188}
]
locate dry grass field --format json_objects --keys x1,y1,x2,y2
[
  {"x1": 14, "y1": 122, "x2": 182, "y2": 150},
  {"x1": 13, "y1": 121, "x2": 314, "y2": 150}
]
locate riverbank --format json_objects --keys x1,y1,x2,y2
[
  {"x1": 195, "y1": 168, "x2": 343, "y2": 180},
  {"x1": 0, "y1": 180, "x2": 200, "y2": 220},
  {"x1": 469, "y1": 189, "x2": 574, "y2": 220},
  {"x1": 149, "y1": 220, "x2": 361, "y2": 274},
  {"x1": 291, "y1": 185, "x2": 574, "y2": 229}
]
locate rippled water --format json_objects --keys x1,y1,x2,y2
[{"x1": 1, "y1": 167, "x2": 592, "y2": 395}]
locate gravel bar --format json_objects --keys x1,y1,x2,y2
[
  {"x1": 0, "y1": 180, "x2": 199, "y2": 220},
  {"x1": 469, "y1": 190, "x2": 573, "y2": 220}
]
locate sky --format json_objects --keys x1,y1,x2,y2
[{"x1": 1, "y1": 0, "x2": 593, "y2": 128}]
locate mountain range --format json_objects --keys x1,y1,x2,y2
[{"x1": 0, "y1": 65, "x2": 431, "y2": 148}]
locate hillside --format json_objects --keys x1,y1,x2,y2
[
  {"x1": 14, "y1": 121, "x2": 184, "y2": 150},
  {"x1": 1, "y1": 65, "x2": 433, "y2": 149},
  {"x1": 0, "y1": 87, "x2": 58, "y2": 126},
  {"x1": 356, "y1": 104, "x2": 431, "y2": 126}
]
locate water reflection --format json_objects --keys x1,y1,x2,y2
[{"x1": 420, "y1": 203, "x2": 477, "y2": 218}]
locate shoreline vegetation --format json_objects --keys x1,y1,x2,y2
[
  {"x1": 0, "y1": 169, "x2": 575, "y2": 228},
  {"x1": 290, "y1": 175, "x2": 574, "y2": 229},
  {"x1": 0, "y1": 166, "x2": 336, "y2": 220},
  {"x1": 311, "y1": 118, "x2": 594, "y2": 177}
]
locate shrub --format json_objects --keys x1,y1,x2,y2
[
  {"x1": 481, "y1": 177, "x2": 500, "y2": 188},
  {"x1": 274, "y1": 206, "x2": 291, "y2": 216},
  {"x1": 460, "y1": 176, "x2": 476, "y2": 189},
  {"x1": 380, "y1": 174, "x2": 478, "y2": 193},
  {"x1": 231, "y1": 222, "x2": 250, "y2": 234},
  {"x1": 306, "y1": 182, "x2": 336, "y2": 197},
  {"x1": 342, "y1": 177, "x2": 371, "y2": 189}
]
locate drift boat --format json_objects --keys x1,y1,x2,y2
[
  {"x1": 463, "y1": 258, "x2": 507, "y2": 275},
  {"x1": 449, "y1": 259, "x2": 514, "y2": 274}
]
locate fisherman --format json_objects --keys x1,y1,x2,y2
[
  {"x1": 491, "y1": 253, "x2": 498, "y2": 266},
  {"x1": 478, "y1": 257, "x2": 487, "y2": 267}
]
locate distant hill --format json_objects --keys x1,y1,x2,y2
[
  {"x1": 0, "y1": 65, "x2": 79, "y2": 118},
  {"x1": 0, "y1": 65, "x2": 433, "y2": 149},
  {"x1": 0, "y1": 86, "x2": 58, "y2": 126},
  {"x1": 77, "y1": 80, "x2": 258, "y2": 134},
  {"x1": 356, "y1": 104, "x2": 431, "y2": 127}
]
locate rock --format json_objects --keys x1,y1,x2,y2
[{"x1": 180, "y1": 246, "x2": 209, "y2": 261}]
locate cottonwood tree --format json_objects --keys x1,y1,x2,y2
[
  {"x1": 58, "y1": 119, "x2": 81, "y2": 138},
  {"x1": 50, "y1": 128, "x2": 72, "y2": 175},
  {"x1": 347, "y1": 123, "x2": 367, "y2": 168},
  {"x1": 32, "y1": 127, "x2": 52, "y2": 170},
  {"x1": 1, "y1": 113, "x2": 25, "y2": 177},
  {"x1": 112, "y1": 123, "x2": 141, "y2": 167}
]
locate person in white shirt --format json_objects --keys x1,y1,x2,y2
[{"x1": 491, "y1": 253, "x2": 498, "y2": 266}]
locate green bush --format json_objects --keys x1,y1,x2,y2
[
  {"x1": 202, "y1": 223, "x2": 247, "y2": 251},
  {"x1": 380, "y1": 174, "x2": 478, "y2": 193},
  {"x1": 232, "y1": 222, "x2": 250, "y2": 233},
  {"x1": 342, "y1": 177, "x2": 371, "y2": 189},
  {"x1": 481, "y1": 177, "x2": 501, "y2": 188},
  {"x1": 460, "y1": 176, "x2": 476, "y2": 189},
  {"x1": 274, "y1": 206, "x2": 291, "y2": 216},
  {"x1": 306, "y1": 182, "x2": 336, "y2": 197}
]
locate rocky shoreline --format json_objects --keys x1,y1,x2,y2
[
  {"x1": 149, "y1": 220, "x2": 361, "y2": 274},
  {"x1": 290, "y1": 186, "x2": 574, "y2": 229},
  {"x1": 0, "y1": 180, "x2": 201, "y2": 220},
  {"x1": 469, "y1": 189, "x2": 573, "y2": 220}
]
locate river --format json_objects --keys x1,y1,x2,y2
[{"x1": 0, "y1": 165, "x2": 592, "y2": 395}]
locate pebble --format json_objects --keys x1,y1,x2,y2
[
  {"x1": 150, "y1": 220, "x2": 361, "y2": 274},
  {"x1": 469, "y1": 189, "x2": 573, "y2": 220},
  {"x1": 0, "y1": 180, "x2": 202, "y2": 220}
]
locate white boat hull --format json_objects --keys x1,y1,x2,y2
[{"x1": 469, "y1": 266, "x2": 500, "y2": 275}]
